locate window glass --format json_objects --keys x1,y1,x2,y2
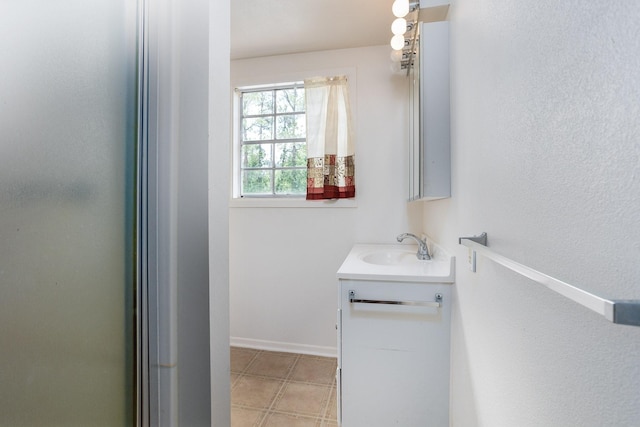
[
  {"x1": 276, "y1": 87, "x2": 304, "y2": 113},
  {"x1": 242, "y1": 117, "x2": 274, "y2": 141},
  {"x1": 241, "y1": 143, "x2": 273, "y2": 168},
  {"x1": 275, "y1": 114, "x2": 305, "y2": 139},
  {"x1": 274, "y1": 142, "x2": 306, "y2": 168},
  {"x1": 241, "y1": 170, "x2": 272, "y2": 195},
  {"x1": 243, "y1": 91, "x2": 274, "y2": 115},
  {"x1": 238, "y1": 83, "x2": 306, "y2": 197},
  {"x1": 275, "y1": 169, "x2": 307, "y2": 195}
]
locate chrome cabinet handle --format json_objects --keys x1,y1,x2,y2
[{"x1": 349, "y1": 290, "x2": 442, "y2": 307}]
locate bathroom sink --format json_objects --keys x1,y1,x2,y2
[
  {"x1": 337, "y1": 244, "x2": 455, "y2": 283},
  {"x1": 360, "y1": 249, "x2": 426, "y2": 266}
]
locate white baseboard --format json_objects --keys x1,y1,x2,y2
[{"x1": 230, "y1": 337, "x2": 337, "y2": 358}]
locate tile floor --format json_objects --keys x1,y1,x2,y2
[{"x1": 231, "y1": 347, "x2": 339, "y2": 427}]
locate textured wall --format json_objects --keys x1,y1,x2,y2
[{"x1": 423, "y1": 1, "x2": 640, "y2": 425}]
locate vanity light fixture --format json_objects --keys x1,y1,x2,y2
[
  {"x1": 390, "y1": 1, "x2": 420, "y2": 74},
  {"x1": 390, "y1": 1, "x2": 419, "y2": 47}
]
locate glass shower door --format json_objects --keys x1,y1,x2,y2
[{"x1": 0, "y1": 1, "x2": 139, "y2": 425}]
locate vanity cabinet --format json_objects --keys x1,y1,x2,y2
[
  {"x1": 409, "y1": 20, "x2": 450, "y2": 201},
  {"x1": 336, "y1": 279, "x2": 451, "y2": 426}
]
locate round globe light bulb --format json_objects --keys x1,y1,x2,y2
[
  {"x1": 390, "y1": 49, "x2": 403, "y2": 62},
  {"x1": 391, "y1": 18, "x2": 407, "y2": 36},
  {"x1": 392, "y1": 0, "x2": 410, "y2": 18},
  {"x1": 390, "y1": 34, "x2": 405, "y2": 51}
]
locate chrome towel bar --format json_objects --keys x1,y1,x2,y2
[
  {"x1": 349, "y1": 290, "x2": 442, "y2": 308},
  {"x1": 459, "y1": 232, "x2": 640, "y2": 327}
]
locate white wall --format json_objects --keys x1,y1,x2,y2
[
  {"x1": 229, "y1": 45, "x2": 424, "y2": 355},
  {"x1": 425, "y1": 1, "x2": 640, "y2": 425}
]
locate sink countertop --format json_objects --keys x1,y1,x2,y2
[{"x1": 336, "y1": 243, "x2": 455, "y2": 283}]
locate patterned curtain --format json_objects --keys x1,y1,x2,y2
[{"x1": 304, "y1": 76, "x2": 355, "y2": 200}]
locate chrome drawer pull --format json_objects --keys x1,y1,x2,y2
[{"x1": 349, "y1": 290, "x2": 442, "y2": 307}]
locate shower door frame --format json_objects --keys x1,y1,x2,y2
[{"x1": 137, "y1": 0, "x2": 216, "y2": 425}]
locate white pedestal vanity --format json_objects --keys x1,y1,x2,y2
[{"x1": 336, "y1": 243, "x2": 454, "y2": 427}]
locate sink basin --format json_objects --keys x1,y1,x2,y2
[
  {"x1": 337, "y1": 244, "x2": 455, "y2": 283},
  {"x1": 360, "y1": 249, "x2": 424, "y2": 266}
]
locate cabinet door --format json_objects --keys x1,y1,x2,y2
[
  {"x1": 420, "y1": 21, "x2": 450, "y2": 200},
  {"x1": 408, "y1": 21, "x2": 450, "y2": 201},
  {"x1": 340, "y1": 281, "x2": 451, "y2": 427}
]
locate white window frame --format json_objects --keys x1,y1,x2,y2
[{"x1": 233, "y1": 81, "x2": 307, "y2": 199}]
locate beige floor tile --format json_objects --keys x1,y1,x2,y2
[
  {"x1": 231, "y1": 347, "x2": 258, "y2": 373},
  {"x1": 231, "y1": 372, "x2": 241, "y2": 388},
  {"x1": 231, "y1": 406, "x2": 264, "y2": 427},
  {"x1": 290, "y1": 356, "x2": 337, "y2": 385},
  {"x1": 231, "y1": 375, "x2": 282, "y2": 409},
  {"x1": 324, "y1": 387, "x2": 337, "y2": 421},
  {"x1": 231, "y1": 348, "x2": 340, "y2": 426},
  {"x1": 274, "y1": 382, "x2": 330, "y2": 416},
  {"x1": 247, "y1": 351, "x2": 297, "y2": 379},
  {"x1": 262, "y1": 412, "x2": 318, "y2": 427}
]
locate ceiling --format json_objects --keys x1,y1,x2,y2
[{"x1": 230, "y1": 0, "x2": 392, "y2": 60}]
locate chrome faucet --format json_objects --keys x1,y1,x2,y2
[{"x1": 396, "y1": 233, "x2": 431, "y2": 260}]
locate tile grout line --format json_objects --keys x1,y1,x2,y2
[
  {"x1": 266, "y1": 354, "x2": 335, "y2": 425},
  {"x1": 295, "y1": 354, "x2": 337, "y2": 424},
  {"x1": 230, "y1": 348, "x2": 261, "y2": 392},
  {"x1": 231, "y1": 349, "x2": 275, "y2": 426},
  {"x1": 318, "y1": 380, "x2": 336, "y2": 423},
  {"x1": 257, "y1": 351, "x2": 301, "y2": 426}
]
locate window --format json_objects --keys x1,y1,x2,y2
[{"x1": 237, "y1": 83, "x2": 306, "y2": 197}]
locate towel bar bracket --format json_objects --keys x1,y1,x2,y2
[
  {"x1": 458, "y1": 232, "x2": 487, "y2": 246},
  {"x1": 611, "y1": 300, "x2": 640, "y2": 327},
  {"x1": 459, "y1": 232, "x2": 487, "y2": 271}
]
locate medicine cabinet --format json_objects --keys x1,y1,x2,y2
[{"x1": 408, "y1": 20, "x2": 450, "y2": 201}]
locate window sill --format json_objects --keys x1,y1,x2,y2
[{"x1": 229, "y1": 197, "x2": 358, "y2": 209}]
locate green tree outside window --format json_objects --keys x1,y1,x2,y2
[{"x1": 239, "y1": 85, "x2": 307, "y2": 196}]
